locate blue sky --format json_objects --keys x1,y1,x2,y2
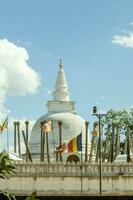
[{"x1": 1, "y1": 0, "x2": 133, "y2": 128}]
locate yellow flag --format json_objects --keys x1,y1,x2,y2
[
  {"x1": 72, "y1": 137, "x2": 78, "y2": 152},
  {"x1": 0, "y1": 125, "x2": 3, "y2": 133},
  {"x1": 0, "y1": 117, "x2": 8, "y2": 133}
]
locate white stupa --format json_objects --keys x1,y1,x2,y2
[{"x1": 29, "y1": 60, "x2": 90, "y2": 161}]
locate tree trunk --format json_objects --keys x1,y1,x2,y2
[
  {"x1": 89, "y1": 137, "x2": 94, "y2": 162},
  {"x1": 115, "y1": 125, "x2": 120, "y2": 158},
  {"x1": 102, "y1": 140, "x2": 107, "y2": 162},
  {"x1": 126, "y1": 128, "x2": 130, "y2": 163},
  {"x1": 110, "y1": 123, "x2": 115, "y2": 162}
]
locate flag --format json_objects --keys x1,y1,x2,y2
[
  {"x1": 0, "y1": 125, "x2": 3, "y2": 133},
  {"x1": 77, "y1": 133, "x2": 82, "y2": 151},
  {"x1": 56, "y1": 143, "x2": 67, "y2": 154},
  {"x1": 41, "y1": 121, "x2": 52, "y2": 133},
  {"x1": 0, "y1": 117, "x2": 8, "y2": 133},
  {"x1": 91, "y1": 126, "x2": 99, "y2": 137},
  {"x1": 68, "y1": 132, "x2": 82, "y2": 153}
]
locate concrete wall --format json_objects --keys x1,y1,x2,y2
[{"x1": 1, "y1": 162, "x2": 133, "y2": 196}]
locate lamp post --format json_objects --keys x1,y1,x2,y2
[{"x1": 92, "y1": 106, "x2": 106, "y2": 195}]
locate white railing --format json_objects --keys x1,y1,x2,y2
[{"x1": 11, "y1": 161, "x2": 133, "y2": 177}]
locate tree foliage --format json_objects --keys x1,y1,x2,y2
[
  {"x1": 0, "y1": 152, "x2": 16, "y2": 179},
  {"x1": 101, "y1": 108, "x2": 133, "y2": 161},
  {"x1": 0, "y1": 152, "x2": 16, "y2": 200}
]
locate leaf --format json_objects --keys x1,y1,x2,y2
[{"x1": 0, "y1": 152, "x2": 16, "y2": 179}]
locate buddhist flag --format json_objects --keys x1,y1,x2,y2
[
  {"x1": 41, "y1": 121, "x2": 52, "y2": 133},
  {"x1": 0, "y1": 117, "x2": 8, "y2": 133},
  {"x1": 56, "y1": 143, "x2": 67, "y2": 154},
  {"x1": 68, "y1": 132, "x2": 82, "y2": 153}
]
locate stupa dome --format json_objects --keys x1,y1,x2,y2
[
  {"x1": 29, "y1": 60, "x2": 90, "y2": 160},
  {"x1": 29, "y1": 112, "x2": 86, "y2": 159}
]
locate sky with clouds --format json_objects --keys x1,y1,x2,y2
[{"x1": 0, "y1": 0, "x2": 133, "y2": 151}]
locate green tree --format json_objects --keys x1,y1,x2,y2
[
  {"x1": 103, "y1": 108, "x2": 133, "y2": 162},
  {"x1": 103, "y1": 109, "x2": 119, "y2": 162},
  {"x1": 0, "y1": 152, "x2": 16, "y2": 200},
  {"x1": 0, "y1": 152, "x2": 15, "y2": 179}
]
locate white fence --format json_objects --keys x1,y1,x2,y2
[
  {"x1": 12, "y1": 161, "x2": 133, "y2": 177},
  {"x1": 2, "y1": 161, "x2": 133, "y2": 196}
]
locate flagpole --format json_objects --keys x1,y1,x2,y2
[
  {"x1": 58, "y1": 121, "x2": 62, "y2": 162},
  {"x1": 7, "y1": 115, "x2": 9, "y2": 153},
  {"x1": 81, "y1": 132, "x2": 83, "y2": 196}
]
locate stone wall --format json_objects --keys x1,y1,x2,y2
[{"x1": 1, "y1": 161, "x2": 133, "y2": 196}]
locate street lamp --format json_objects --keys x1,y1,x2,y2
[{"x1": 92, "y1": 106, "x2": 107, "y2": 195}]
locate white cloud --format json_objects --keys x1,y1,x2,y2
[
  {"x1": 0, "y1": 38, "x2": 40, "y2": 116},
  {"x1": 112, "y1": 33, "x2": 133, "y2": 48}
]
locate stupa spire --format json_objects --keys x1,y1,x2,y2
[
  {"x1": 59, "y1": 59, "x2": 63, "y2": 69},
  {"x1": 53, "y1": 59, "x2": 70, "y2": 101}
]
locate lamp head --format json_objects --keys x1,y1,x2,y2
[{"x1": 93, "y1": 106, "x2": 97, "y2": 114}]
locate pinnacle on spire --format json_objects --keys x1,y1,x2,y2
[{"x1": 59, "y1": 59, "x2": 63, "y2": 69}]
